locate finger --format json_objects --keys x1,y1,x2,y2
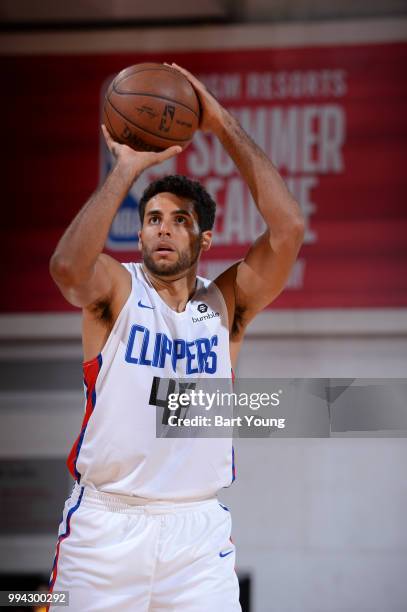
[
  {"x1": 155, "y1": 145, "x2": 183, "y2": 163},
  {"x1": 165, "y1": 61, "x2": 186, "y2": 76},
  {"x1": 171, "y1": 62, "x2": 188, "y2": 72},
  {"x1": 101, "y1": 124, "x2": 111, "y2": 143},
  {"x1": 171, "y1": 62, "x2": 206, "y2": 94},
  {"x1": 101, "y1": 124, "x2": 114, "y2": 152},
  {"x1": 171, "y1": 62, "x2": 194, "y2": 80}
]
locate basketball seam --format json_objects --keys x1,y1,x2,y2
[
  {"x1": 103, "y1": 99, "x2": 122, "y2": 143},
  {"x1": 112, "y1": 83, "x2": 199, "y2": 119},
  {"x1": 105, "y1": 99, "x2": 163, "y2": 151},
  {"x1": 106, "y1": 97, "x2": 192, "y2": 143},
  {"x1": 114, "y1": 66, "x2": 181, "y2": 85}
]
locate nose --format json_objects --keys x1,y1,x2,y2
[{"x1": 158, "y1": 219, "x2": 171, "y2": 236}]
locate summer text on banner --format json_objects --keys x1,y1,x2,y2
[{"x1": 1, "y1": 40, "x2": 406, "y2": 310}]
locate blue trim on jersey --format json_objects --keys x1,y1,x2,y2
[
  {"x1": 221, "y1": 437, "x2": 236, "y2": 491},
  {"x1": 74, "y1": 354, "x2": 102, "y2": 483},
  {"x1": 49, "y1": 486, "x2": 84, "y2": 588}
]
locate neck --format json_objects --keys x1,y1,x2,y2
[{"x1": 142, "y1": 264, "x2": 198, "y2": 312}]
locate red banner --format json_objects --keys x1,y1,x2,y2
[{"x1": 1, "y1": 42, "x2": 406, "y2": 311}]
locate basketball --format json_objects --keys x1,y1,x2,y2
[{"x1": 102, "y1": 63, "x2": 200, "y2": 152}]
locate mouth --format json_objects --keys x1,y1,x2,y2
[{"x1": 155, "y1": 243, "x2": 175, "y2": 255}]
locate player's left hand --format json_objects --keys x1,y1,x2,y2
[{"x1": 166, "y1": 62, "x2": 226, "y2": 134}]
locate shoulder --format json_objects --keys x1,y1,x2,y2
[
  {"x1": 194, "y1": 276, "x2": 228, "y2": 316},
  {"x1": 119, "y1": 260, "x2": 139, "y2": 277},
  {"x1": 118, "y1": 261, "x2": 148, "y2": 292}
]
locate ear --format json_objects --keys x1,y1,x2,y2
[
  {"x1": 138, "y1": 230, "x2": 143, "y2": 251},
  {"x1": 201, "y1": 230, "x2": 212, "y2": 252}
]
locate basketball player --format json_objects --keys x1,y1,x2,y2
[{"x1": 48, "y1": 64, "x2": 304, "y2": 611}]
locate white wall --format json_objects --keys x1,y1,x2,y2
[
  {"x1": 217, "y1": 331, "x2": 407, "y2": 612},
  {"x1": 238, "y1": 335, "x2": 407, "y2": 378},
  {"x1": 221, "y1": 436, "x2": 407, "y2": 612},
  {"x1": 1, "y1": 318, "x2": 406, "y2": 611}
]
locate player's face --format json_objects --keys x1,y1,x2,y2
[{"x1": 139, "y1": 193, "x2": 210, "y2": 277}]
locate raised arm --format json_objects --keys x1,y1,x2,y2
[
  {"x1": 50, "y1": 126, "x2": 181, "y2": 318},
  {"x1": 170, "y1": 63, "x2": 304, "y2": 341}
]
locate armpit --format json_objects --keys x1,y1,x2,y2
[
  {"x1": 231, "y1": 302, "x2": 247, "y2": 339},
  {"x1": 89, "y1": 298, "x2": 113, "y2": 326}
]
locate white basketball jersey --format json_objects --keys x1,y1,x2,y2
[{"x1": 67, "y1": 262, "x2": 235, "y2": 501}]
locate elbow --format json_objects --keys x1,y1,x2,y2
[
  {"x1": 287, "y1": 200, "x2": 306, "y2": 248},
  {"x1": 292, "y1": 216, "x2": 305, "y2": 248},
  {"x1": 289, "y1": 195, "x2": 305, "y2": 247},
  {"x1": 271, "y1": 216, "x2": 305, "y2": 254},
  {"x1": 49, "y1": 253, "x2": 76, "y2": 285},
  {"x1": 49, "y1": 253, "x2": 93, "y2": 288}
]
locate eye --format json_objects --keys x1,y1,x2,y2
[
  {"x1": 175, "y1": 216, "x2": 186, "y2": 224},
  {"x1": 149, "y1": 215, "x2": 160, "y2": 224}
]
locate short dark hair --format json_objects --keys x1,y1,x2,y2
[{"x1": 138, "y1": 175, "x2": 216, "y2": 232}]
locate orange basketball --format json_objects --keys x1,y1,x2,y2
[{"x1": 102, "y1": 63, "x2": 200, "y2": 152}]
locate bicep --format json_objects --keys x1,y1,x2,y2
[
  {"x1": 52, "y1": 253, "x2": 129, "y2": 310},
  {"x1": 215, "y1": 229, "x2": 303, "y2": 337},
  {"x1": 236, "y1": 229, "x2": 301, "y2": 316}
]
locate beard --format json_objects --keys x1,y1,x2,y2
[{"x1": 142, "y1": 237, "x2": 201, "y2": 277}]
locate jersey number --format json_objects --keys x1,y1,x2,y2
[{"x1": 149, "y1": 376, "x2": 197, "y2": 425}]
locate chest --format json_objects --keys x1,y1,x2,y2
[{"x1": 121, "y1": 302, "x2": 228, "y2": 376}]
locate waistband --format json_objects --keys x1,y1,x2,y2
[{"x1": 72, "y1": 482, "x2": 218, "y2": 515}]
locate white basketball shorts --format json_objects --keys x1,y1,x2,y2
[{"x1": 49, "y1": 483, "x2": 241, "y2": 611}]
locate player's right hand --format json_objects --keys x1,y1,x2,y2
[
  {"x1": 101, "y1": 124, "x2": 182, "y2": 177},
  {"x1": 167, "y1": 63, "x2": 225, "y2": 135}
]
